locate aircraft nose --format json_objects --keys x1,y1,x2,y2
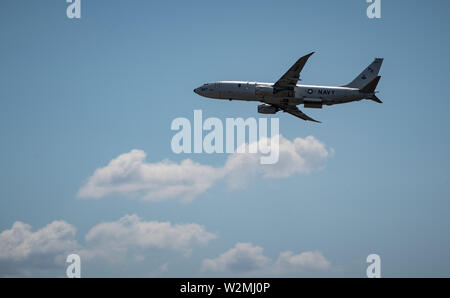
[{"x1": 193, "y1": 88, "x2": 199, "y2": 94}]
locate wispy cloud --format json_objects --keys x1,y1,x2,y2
[
  {"x1": 0, "y1": 219, "x2": 329, "y2": 277},
  {"x1": 0, "y1": 221, "x2": 79, "y2": 276},
  {"x1": 202, "y1": 242, "x2": 330, "y2": 275},
  {"x1": 202, "y1": 243, "x2": 270, "y2": 273},
  {"x1": 274, "y1": 250, "x2": 331, "y2": 274},
  {"x1": 0, "y1": 215, "x2": 216, "y2": 277},
  {"x1": 80, "y1": 214, "x2": 217, "y2": 261},
  {"x1": 78, "y1": 135, "x2": 332, "y2": 202}
]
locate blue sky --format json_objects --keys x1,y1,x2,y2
[{"x1": 1, "y1": 0, "x2": 450, "y2": 277}]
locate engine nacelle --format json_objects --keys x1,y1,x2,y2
[
  {"x1": 258, "y1": 104, "x2": 279, "y2": 114},
  {"x1": 303, "y1": 98, "x2": 323, "y2": 109}
]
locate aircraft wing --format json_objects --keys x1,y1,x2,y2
[
  {"x1": 276, "y1": 104, "x2": 321, "y2": 123},
  {"x1": 273, "y1": 52, "x2": 315, "y2": 89}
]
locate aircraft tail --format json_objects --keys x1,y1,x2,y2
[
  {"x1": 343, "y1": 58, "x2": 383, "y2": 89},
  {"x1": 360, "y1": 76, "x2": 381, "y2": 93},
  {"x1": 360, "y1": 75, "x2": 383, "y2": 103},
  {"x1": 371, "y1": 94, "x2": 383, "y2": 103}
]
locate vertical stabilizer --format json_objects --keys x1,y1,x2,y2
[{"x1": 344, "y1": 58, "x2": 383, "y2": 89}]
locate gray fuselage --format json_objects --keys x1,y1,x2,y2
[{"x1": 194, "y1": 81, "x2": 372, "y2": 108}]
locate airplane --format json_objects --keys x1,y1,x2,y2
[{"x1": 193, "y1": 52, "x2": 383, "y2": 123}]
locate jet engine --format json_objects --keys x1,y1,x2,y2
[
  {"x1": 258, "y1": 104, "x2": 279, "y2": 114},
  {"x1": 303, "y1": 98, "x2": 323, "y2": 109}
]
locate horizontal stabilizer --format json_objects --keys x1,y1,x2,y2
[{"x1": 370, "y1": 94, "x2": 383, "y2": 103}]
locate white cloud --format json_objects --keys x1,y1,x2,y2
[
  {"x1": 0, "y1": 220, "x2": 330, "y2": 277},
  {"x1": 81, "y1": 214, "x2": 217, "y2": 261},
  {"x1": 0, "y1": 220, "x2": 79, "y2": 276},
  {"x1": 78, "y1": 135, "x2": 332, "y2": 202},
  {"x1": 202, "y1": 242, "x2": 330, "y2": 275},
  {"x1": 202, "y1": 243, "x2": 270, "y2": 273},
  {"x1": 274, "y1": 250, "x2": 331, "y2": 273},
  {"x1": 224, "y1": 135, "x2": 331, "y2": 188},
  {"x1": 0, "y1": 215, "x2": 216, "y2": 277},
  {"x1": 77, "y1": 150, "x2": 223, "y2": 203}
]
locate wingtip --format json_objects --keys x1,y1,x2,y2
[
  {"x1": 302, "y1": 51, "x2": 315, "y2": 58},
  {"x1": 307, "y1": 117, "x2": 321, "y2": 123}
]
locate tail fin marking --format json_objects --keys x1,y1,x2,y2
[{"x1": 344, "y1": 58, "x2": 384, "y2": 89}]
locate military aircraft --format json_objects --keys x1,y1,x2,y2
[{"x1": 194, "y1": 52, "x2": 383, "y2": 123}]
